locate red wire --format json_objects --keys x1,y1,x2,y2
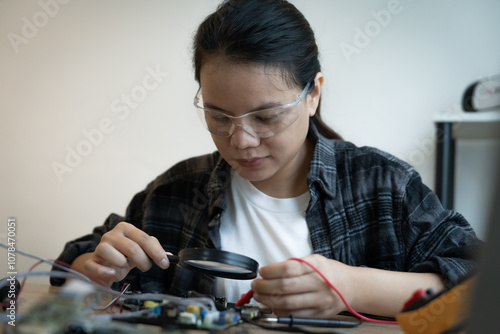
[{"x1": 288, "y1": 257, "x2": 398, "y2": 325}]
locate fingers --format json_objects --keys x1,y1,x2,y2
[
  {"x1": 92, "y1": 222, "x2": 170, "y2": 276},
  {"x1": 252, "y1": 270, "x2": 317, "y2": 295},
  {"x1": 147, "y1": 236, "x2": 170, "y2": 269},
  {"x1": 114, "y1": 222, "x2": 169, "y2": 270},
  {"x1": 254, "y1": 258, "x2": 318, "y2": 296},
  {"x1": 252, "y1": 255, "x2": 346, "y2": 317},
  {"x1": 95, "y1": 239, "x2": 133, "y2": 269},
  {"x1": 267, "y1": 291, "x2": 339, "y2": 318},
  {"x1": 83, "y1": 256, "x2": 120, "y2": 281},
  {"x1": 258, "y1": 258, "x2": 314, "y2": 280},
  {"x1": 251, "y1": 260, "x2": 321, "y2": 310},
  {"x1": 72, "y1": 252, "x2": 118, "y2": 284},
  {"x1": 253, "y1": 282, "x2": 340, "y2": 318}
]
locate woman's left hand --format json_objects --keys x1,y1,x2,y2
[{"x1": 251, "y1": 254, "x2": 353, "y2": 318}]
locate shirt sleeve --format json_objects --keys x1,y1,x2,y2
[
  {"x1": 50, "y1": 190, "x2": 147, "y2": 286},
  {"x1": 401, "y1": 172, "x2": 482, "y2": 287}
]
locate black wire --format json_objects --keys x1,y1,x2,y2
[
  {"x1": 242, "y1": 317, "x2": 349, "y2": 334},
  {"x1": 338, "y1": 311, "x2": 396, "y2": 322}
]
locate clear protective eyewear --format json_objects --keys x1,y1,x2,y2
[{"x1": 194, "y1": 82, "x2": 310, "y2": 138}]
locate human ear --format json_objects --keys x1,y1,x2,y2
[{"x1": 308, "y1": 72, "x2": 324, "y2": 117}]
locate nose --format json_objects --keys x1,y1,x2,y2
[{"x1": 230, "y1": 124, "x2": 260, "y2": 149}]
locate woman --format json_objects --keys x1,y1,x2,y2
[{"x1": 52, "y1": 0, "x2": 480, "y2": 318}]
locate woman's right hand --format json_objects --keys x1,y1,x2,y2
[{"x1": 73, "y1": 222, "x2": 170, "y2": 284}]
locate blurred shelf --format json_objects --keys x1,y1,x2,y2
[{"x1": 433, "y1": 110, "x2": 500, "y2": 210}]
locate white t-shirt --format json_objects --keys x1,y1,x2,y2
[{"x1": 214, "y1": 170, "x2": 313, "y2": 303}]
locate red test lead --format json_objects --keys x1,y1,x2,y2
[{"x1": 235, "y1": 290, "x2": 254, "y2": 307}]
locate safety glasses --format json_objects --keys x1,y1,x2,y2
[{"x1": 194, "y1": 83, "x2": 310, "y2": 138}]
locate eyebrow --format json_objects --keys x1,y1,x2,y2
[{"x1": 203, "y1": 101, "x2": 285, "y2": 115}]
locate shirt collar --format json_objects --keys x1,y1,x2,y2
[
  {"x1": 206, "y1": 153, "x2": 231, "y2": 219},
  {"x1": 205, "y1": 119, "x2": 340, "y2": 215},
  {"x1": 307, "y1": 120, "x2": 338, "y2": 201}
]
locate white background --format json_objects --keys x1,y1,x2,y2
[{"x1": 1, "y1": 0, "x2": 499, "y2": 283}]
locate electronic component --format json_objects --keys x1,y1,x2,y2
[
  {"x1": 10, "y1": 280, "x2": 96, "y2": 334},
  {"x1": 0, "y1": 243, "x2": 256, "y2": 332},
  {"x1": 113, "y1": 304, "x2": 242, "y2": 330}
]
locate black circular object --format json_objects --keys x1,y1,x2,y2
[{"x1": 167, "y1": 248, "x2": 259, "y2": 280}]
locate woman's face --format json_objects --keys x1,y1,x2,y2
[{"x1": 199, "y1": 57, "x2": 321, "y2": 194}]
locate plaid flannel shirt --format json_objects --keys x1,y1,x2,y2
[{"x1": 52, "y1": 122, "x2": 481, "y2": 295}]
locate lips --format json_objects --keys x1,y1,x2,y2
[{"x1": 236, "y1": 157, "x2": 265, "y2": 168}]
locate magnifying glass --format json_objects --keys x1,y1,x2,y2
[{"x1": 166, "y1": 248, "x2": 259, "y2": 280}]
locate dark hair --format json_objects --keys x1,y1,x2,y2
[{"x1": 193, "y1": 0, "x2": 342, "y2": 140}]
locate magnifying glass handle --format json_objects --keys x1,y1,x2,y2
[{"x1": 167, "y1": 254, "x2": 179, "y2": 264}]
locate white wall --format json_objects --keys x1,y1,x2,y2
[{"x1": 1, "y1": 0, "x2": 499, "y2": 283}]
